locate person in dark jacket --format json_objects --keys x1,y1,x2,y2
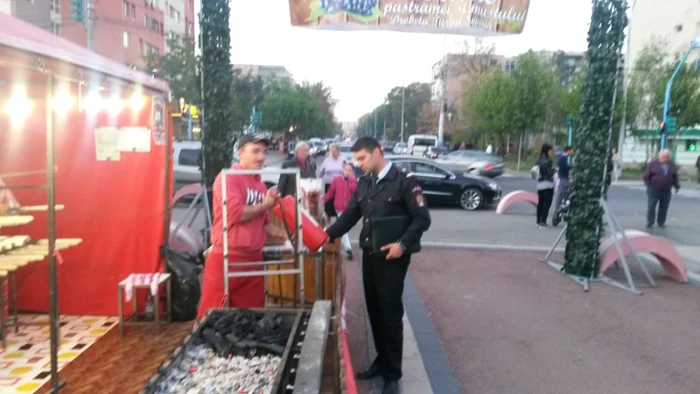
[
  {"x1": 535, "y1": 143, "x2": 556, "y2": 228},
  {"x1": 277, "y1": 141, "x2": 317, "y2": 197},
  {"x1": 643, "y1": 149, "x2": 680, "y2": 228},
  {"x1": 696, "y1": 154, "x2": 700, "y2": 183},
  {"x1": 603, "y1": 148, "x2": 615, "y2": 200},
  {"x1": 555, "y1": 146, "x2": 573, "y2": 210},
  {"x1": 325, "y1": 137, "x2": 431, "y2": 394}
]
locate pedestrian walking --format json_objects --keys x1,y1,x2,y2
[
  {"x1": 643, "y1": 149, "x2": 680, "y2": 228},
  {"x1": 317, "y1": 143, "x2": 346, "y2": 218},
  {"x1": 278, "y1": 141, "x2": 317, "y2": 197},
  {"x1": 533, "y1": 144, "x2": 556, "y2": 228},
  {"x1": 612, "y1": 148, "x2": 621, "y2": 182},
  {"x1": 555, "y1": 146, "x2": 573, "y2": 211},
  {"x1": 323, "y1": 162, "x2": 357, "y2": 259},
  {"x1": 325, "y1": 137, "x2": 431, "y2": 394},
  {"x1": 604, "y1": 149, "x2": 614, "y2": 200},
  {"x1": 197, "y1": 135, "x2": 287, "y2": 318}
]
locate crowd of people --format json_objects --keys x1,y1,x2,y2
[{"x1": 532, "y1": 143, "x2": 683, "y2": 230}]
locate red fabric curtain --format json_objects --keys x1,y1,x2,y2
[{"x1": 0, "y1": 94, "x2": 169, "y2": 315}]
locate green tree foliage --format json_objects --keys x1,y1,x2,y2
[
  {"x1": 510, "y1": 51, "x2": 558, "y2": 137},
  {"x1": 231, "y1": 71, "x2": 264, "y2": 133},
  {"x1": 653, "y1": 62, "x2": 700, "y2": 130},
  {"x1": 463, "y1": 70, "x2": 516, "y2": 145},
  {"x1": 564, "y1": 0, "x2": 627, "y2": 278},
  {"x1": 200, "y1": 0, "x2": 235, "y2": 187},
  {"x1": 258, "y1": 83, "x2": 334, "y2": 139},
  {"x1": 355, "y1": 83, "x2": 431, "y2": 139},
  {"x1": 143, "y1": 38, "x2": 199, "y2": 104}
]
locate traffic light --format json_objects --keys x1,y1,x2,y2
[
  {"x1": 689, "y1": 141, "x2": 697, "y2": 152},
  {"x1": 71, "y1": 0, "x2": 84, "y2": 23}
]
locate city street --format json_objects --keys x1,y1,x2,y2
[{"x1": 174, "y1": 150, "x2": 700, "y2": 273}]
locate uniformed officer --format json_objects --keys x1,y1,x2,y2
[{"x1": 326, "y1": 137, "x2": 431, "y2": 394}]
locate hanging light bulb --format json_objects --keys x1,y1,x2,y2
[
  {"x1": 129, "y1": 92, "x2": 145, "y2": 111},
  {"x1": 4, "y1": 86, "x2": 32, "y2": 119},
  {"x1": 51, "y1": 88, "x2": 74, "y2": 113},
  {"x1": 83, "y1": 92, "x2": 103, "y2": 113},
  {"x1": 108, "y1": 95, "x2": 123, "y2": 115}
]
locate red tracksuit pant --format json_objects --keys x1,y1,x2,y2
[{"x1": 196, "y1": 251, "x2": 265, "y2": 318}]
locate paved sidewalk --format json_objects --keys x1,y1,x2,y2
[{"x1": 410, "y1": 249, "x2": 700, "y2": 394}]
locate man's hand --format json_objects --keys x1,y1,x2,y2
[
  {"x1": 263, "y1": 186, "x2": 279, "y2": 209},
  {"x1": 380, "y1": 243, "x2": 404, "y2": 260},
  {"x1": 265, "y1": 223, "x2": 287, "y2": 244}
]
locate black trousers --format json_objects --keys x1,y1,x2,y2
[
  {"x1": 324, "y1": 183, "x2": 337, "y2": 217},
  {"x1": 363, "y1": 250, "x2": 410, "y2": 381},
  {"x1": 647, "y1": 188, "x2": 671, "y2": 226},
  {"x1": 536, "y1": 188, "x2": 554, "y2": 224}
]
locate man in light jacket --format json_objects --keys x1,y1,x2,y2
[{"x1": 643, "y1": 149, "x2": 680, "y2": 229}]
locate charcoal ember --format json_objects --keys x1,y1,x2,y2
[
  {"x1": 195, "y1": 310, "x2": 292, "y2": 357},
  {"x1": 153, "y1": 345, "x2": 281, "y2": 394}
]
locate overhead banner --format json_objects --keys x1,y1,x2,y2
[{"x1": 289, "y1": 0, "x2": 530, "y2": 35}]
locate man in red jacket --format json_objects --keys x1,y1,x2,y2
[{"x1": 197, "y1": 134, "x2": 286, "y2": 318}]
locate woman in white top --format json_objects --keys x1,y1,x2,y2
[{"x1": 317, "y1": 144, "x2": 346, "y2": 218}]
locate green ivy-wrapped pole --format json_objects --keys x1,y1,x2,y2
[
  {"x1": 200, "y1": 0, "x2": 235, "y2": 187},
  {"x1": 564, "y1": 0, "x2": 627, "y2": 277}
]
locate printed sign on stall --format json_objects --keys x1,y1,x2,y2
[{"x1": 289, "y1": 0, "x2": 530, "y2": 35}]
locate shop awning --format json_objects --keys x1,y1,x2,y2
[{"x1": 0, "y1": 13, "x2": 169, "y2": 93}]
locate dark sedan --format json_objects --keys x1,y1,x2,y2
[{"x1": 355, "y1": 155, "x2": 501, "y2": 210}]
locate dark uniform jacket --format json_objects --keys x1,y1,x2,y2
[
  {"x1": 326, "y1": 164, "x2": 431, "y2": 254},
  {"x1": 278, "y1": 157, "x2": 317, "y2": 197}
]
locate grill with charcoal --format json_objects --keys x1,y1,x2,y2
[{"x1": 141, "y1": 303, "x2": 330, "y2": 394}]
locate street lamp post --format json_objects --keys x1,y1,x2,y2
[
  {"x1": 660, "y1": 38, "x2": 700, "y2": 149},
  {"x1": 400, "y1": 85, "x2": 405, "y2": 143}
]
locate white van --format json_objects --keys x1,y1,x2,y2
[{"x1": 407, "y1": 134, "x2": 438, "y2": 156}]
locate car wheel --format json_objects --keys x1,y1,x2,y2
[{"x1": 459, "y1": 187, "x2": 484, "y2": 211}]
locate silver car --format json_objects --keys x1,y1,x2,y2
[{"x1": 435, "y1": 150, "x2": 505, "y2": 178}]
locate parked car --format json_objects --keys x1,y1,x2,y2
[
  {"x1": 382, "y1": 140, "x2": 397, "y2": 151},
  {"x1": 423, "y1": 146, "x2": 450, "y2": 159},
  {"x1": 407, "y1": 134, "x2": 438, "y2": 156},
  {"x1": 435, "y1": 150, "x2": 505, "y2": 178},
  {"x1": 354, "y1": 155, "x2": 501, "y2": 211},
  {"x1": 393, "y1": 142, "x2": 408, "y2": 155},
  {"x1": 338, "y1": 142, "x2": 354, "y2": 162},
  {"x1": 174, "y1": 140, "x2": 278, "y2": 188}
]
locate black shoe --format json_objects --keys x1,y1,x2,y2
[
  {"x1": 383, "y1": 380, "x2": 400, "y2": 394},
  {"x1": 646, "y1": 223, "x2": 654, "y2": 229},
  {"x1": 347, "y1": 250, "x2": 353, "y2": 260},
  {"x1": 658, "y1": 224, "x2": 665, "y2": 229},
  {"x1": 355, "y1": 364, "x2": 381, "y2": 380}
]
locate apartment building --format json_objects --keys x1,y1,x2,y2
[
  {"x1": 233, "y1": 64, "x2": 294, "y2": 85},
  {"x1": 1, "y1": 0, "x2": 193, "y2": 67},
  {"x1": 430, "y1": 53, "x2": 513, "y2": 116},
  {"x1": 628, "y1": 0, "x2": 700, "y2": 67}
]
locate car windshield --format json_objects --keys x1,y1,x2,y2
[
  {"x1": 340, "y1": 145, "x2": 352, "y2": 152},
  {"x1": 413, "y1": 138, "x2": 437, "y2": 146}
]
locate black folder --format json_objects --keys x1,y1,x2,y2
[{"x1": 369, "y1": 215, "x2": 411, "y2": 255}]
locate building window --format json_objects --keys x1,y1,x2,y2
[
  {"x1": 139, "y1": 38, "x2": 144, "y2": 55},
  {"x1": 123, "y1": 0, "x2": 129, "y2": 16},
  {"x1": 188, "y1": 0, "x2": 193, "y2": 10},
  {"x1": 131, "y1": 4, "x2": 136, "y2": 19},
  {"x1": 51, "y1": 22, "x2": 60, "y2": 36},
  {"x1": 50, "y1": 0, "x2": 60, "y2": 13},
  {"x1": 169, "y1": 6, "x2": 181, "y2": 22},
  {"x1": 675, "y1": 24, "x2": 683, "y2": 32},
  {"x1": 123, "y1": 31, "x2": 130, "y2": 48}
]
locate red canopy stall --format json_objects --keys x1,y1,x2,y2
[{"x1": 0, "y1": 13, "x2": 172, "y2": 317}]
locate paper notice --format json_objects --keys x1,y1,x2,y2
[
  {"x1": 118, "y1": 127, "x2": 151, "y2": 152},
  {"x1": 95, "y1": 127, "x2": 120, "y2": 161}
]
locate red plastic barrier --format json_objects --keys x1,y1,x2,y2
[{"x1": 271, "y1": 195, "x2": 328, "y2": 251}]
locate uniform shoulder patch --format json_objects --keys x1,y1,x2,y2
[{"x1": 416, "y1": 193, "x2": 426, "y2": 207}]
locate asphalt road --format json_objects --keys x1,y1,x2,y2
[{"x1": 173, "y1": 151, "x2": 700, "y2": 253}]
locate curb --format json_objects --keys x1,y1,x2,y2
[{"x1": 351, "y1": 240, "x2": 564, "y2": 253}]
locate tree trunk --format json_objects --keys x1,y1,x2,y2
[
  {"x1": 517, "y1": 132, "x2": 524, "y2": 171},
  {"x1": 564, "y1": 0, "x2": 627, "y2": 278}
]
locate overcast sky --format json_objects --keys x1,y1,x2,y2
[{"x1": 216, "y1": 0, "x2": 594, "y2": 122}]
